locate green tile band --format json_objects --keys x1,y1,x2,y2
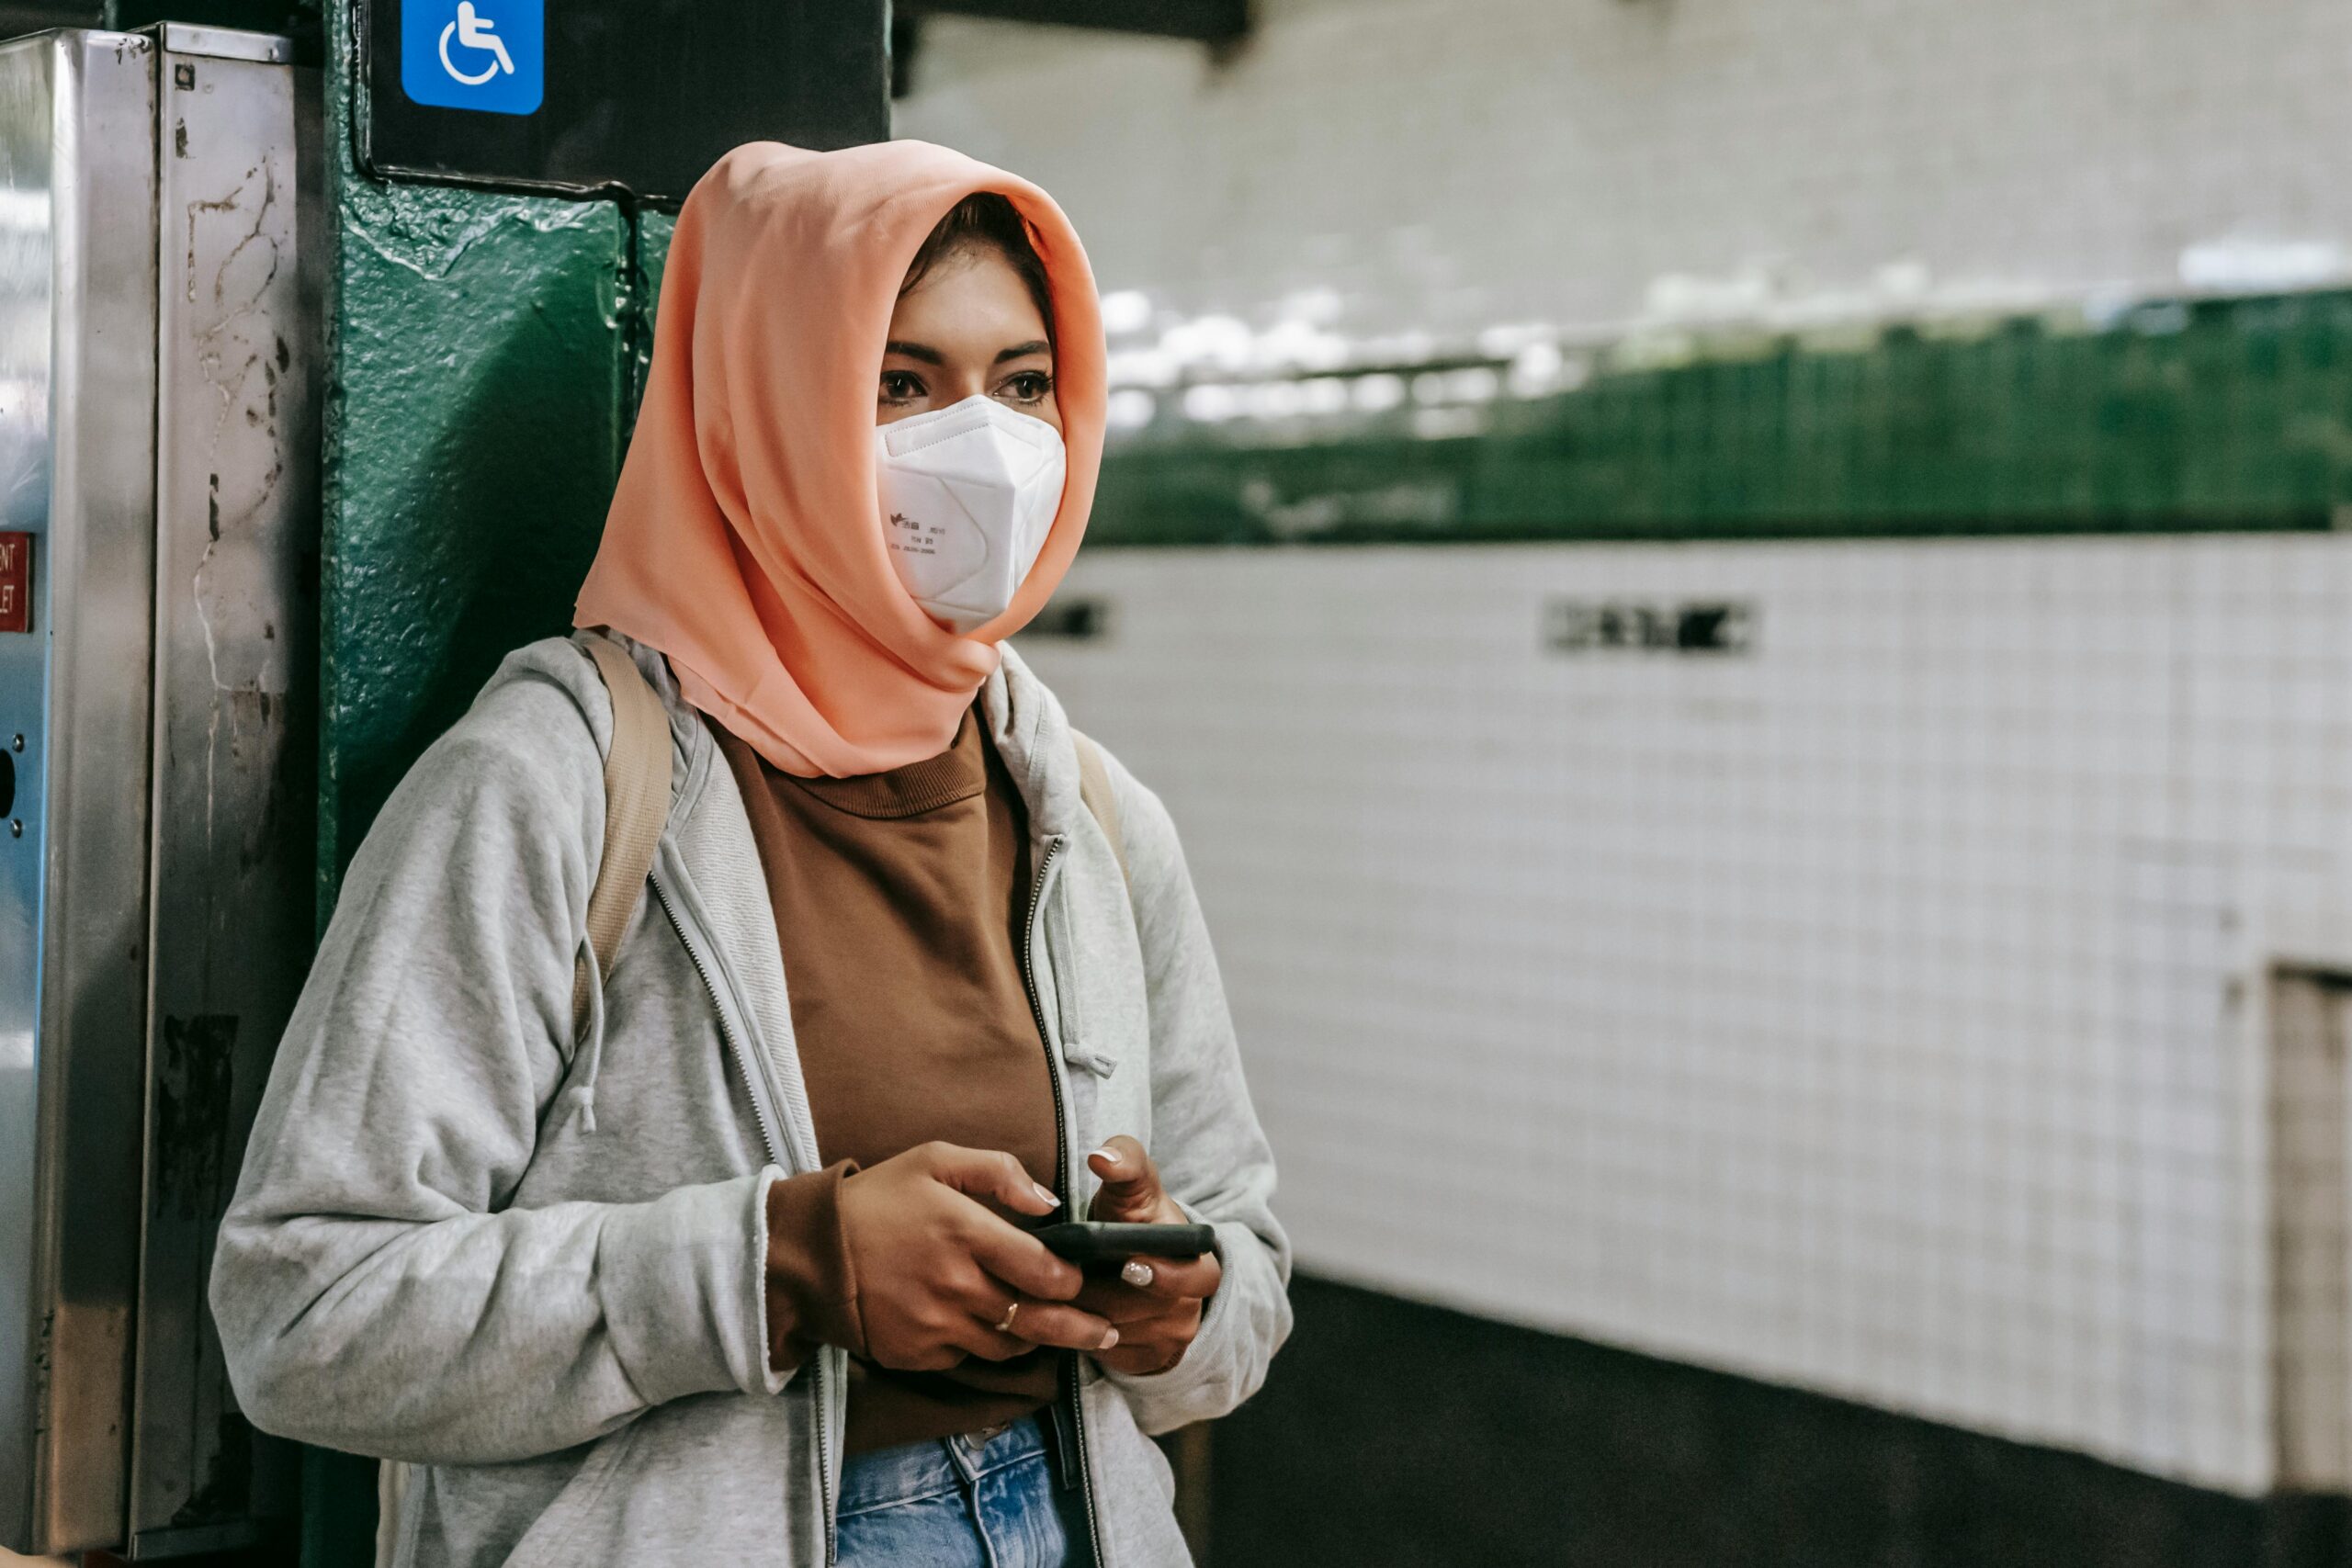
[{"x1": 1088, "y1": 292, "x2": 2352, "y2": 547}]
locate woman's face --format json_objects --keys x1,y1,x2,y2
[{"x1": 879, "y1": 243, "x2": 1061, "y2": 434}]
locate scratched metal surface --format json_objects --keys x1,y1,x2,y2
[{"x1": 128, "y1": 28, "x2": 318, "y2": 1555}]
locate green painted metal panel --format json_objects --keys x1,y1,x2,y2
[
  {"x1": 628, "y1": 209, "x2": 673, "y2": 422},
  {"x1": 318, "y1": 187, "x2": 632, "y2": 875},
  {"x1": 1091, "y1": 293, "x2": 2352, "y2": 547},
  {"x1": 315, "y1": 0, "x2": 642, "y2": 892}
]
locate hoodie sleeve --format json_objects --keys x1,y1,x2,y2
[
  {"x1": 209, "y1": 642, "x2": 794, "y2": 1467},
  {"x1": 1090, "y1": 744, "x2": 1295, "y2": 1434}
]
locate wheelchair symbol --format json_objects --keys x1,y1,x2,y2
[{"x1": 438, "y1": 1, "x2": 515, "y2": 86}]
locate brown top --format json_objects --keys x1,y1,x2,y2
[{"x1": 717, "y1": 703, "x2": 1063, "y2": 1453}]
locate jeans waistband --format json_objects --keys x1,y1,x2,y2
[{"x1": 838, "y1": 1414, "x2": 1053, "y2": 1516}]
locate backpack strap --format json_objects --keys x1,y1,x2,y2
[
  {"x1": 1071, "y1": 728, "x2": 1129, "y2": 891},
  {"x1": 573, "y1": 635, "x2": 673, "y2": 1037}
]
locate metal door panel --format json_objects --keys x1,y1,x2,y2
[{"x1": 0, "y1": 27, "x2": 162, "y2": 1558}]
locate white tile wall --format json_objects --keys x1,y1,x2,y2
[
  {"x1": 898, "y1": 0, "x2": 2352, "y2": 346},
  {"x1": 1015, "y1": 535, "x2": 2352, "y2": 1494}
]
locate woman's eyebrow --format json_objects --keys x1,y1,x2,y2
[{"x1": 882, "y1": 338, "x2": 1049, "y2": 366}]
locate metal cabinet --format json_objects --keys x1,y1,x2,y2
[{"x1": 0, "y1": 23, "x2": 319, "y2": 1558}]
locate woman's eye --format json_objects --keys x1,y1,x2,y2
[
  {"x1": 879, "y1": 371, "x2": 925, "y2": 402},
  {"x1": 1001, "y1": 372, "x2": 1053, "y2": 403}
]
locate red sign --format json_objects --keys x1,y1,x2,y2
[{"x1": 0, "y1": 532, "x2": 26, "y2": 633}]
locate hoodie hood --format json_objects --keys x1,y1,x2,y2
[{"x1": 573, "y1": 139, "x2": 1107, "y2": 777}]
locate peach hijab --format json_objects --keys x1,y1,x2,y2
[{"x1": 573, "y1": 140, "x2": 1106, "y2": 777}]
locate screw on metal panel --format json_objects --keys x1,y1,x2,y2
[{"x1": 174, "y1": 62, "x2": 194, "y2": 90}]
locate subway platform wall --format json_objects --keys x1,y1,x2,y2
[
  {"x1": 1019, "y1": 533, "x2": 2352, "y2": 1501},
  {"x1": 904, "y1": 0, "x2": 2352, "y2": 1538}
]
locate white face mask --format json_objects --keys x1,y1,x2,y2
[{"x1": 875, "y1": 393, "x2": 1068, "y2": 634}]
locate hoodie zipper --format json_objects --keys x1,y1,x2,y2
[
  {"x1": 649, "y1": 874, "x2": 840, "y2": 1567},
  {"x1": 1020, "y1": 834, "x2": 1106, "y2": 1568}
]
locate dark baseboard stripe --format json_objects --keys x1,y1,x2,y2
[{"x1": 1204, "y1": 1275, "x2": 2347, "y2": 1568}]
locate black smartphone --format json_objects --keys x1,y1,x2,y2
[{"x1": 1031, "y1": 1221, "x2": 1216, "y2": 1274}]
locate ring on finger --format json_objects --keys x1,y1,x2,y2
[
  {"x1": 1120, "y1": 1259, "x2": 1155, "y2": 1289},
  {"x1": 993, "y1": 1299, "x2": 1022, "y2": 1334}
]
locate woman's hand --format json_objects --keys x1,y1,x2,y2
[
  {"x1": 1074, "y1": 1135, "x2": 1223, "y2": 1376},
  {"x1": 837, "y1": 1142, "x2": 1119, "y2": 1371}
]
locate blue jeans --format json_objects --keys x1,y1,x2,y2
[{"x1": 836, "y1": 1414, "x2": 1094, "y2": 1568}]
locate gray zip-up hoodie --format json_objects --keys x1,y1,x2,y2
[{"x1": 209, "y1": 630, "x2": 1292, "y2": 1568}]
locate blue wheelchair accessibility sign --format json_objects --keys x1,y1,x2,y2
[{"x1": 401, "y1": 0, "x2": 543, "y2": 115}]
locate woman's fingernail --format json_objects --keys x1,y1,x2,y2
[
  {"x1": 1121, "y1": 1259, "x2": 1155, "y2": 1289},
  {"x1": 1032, "y1": 1181, "x2": 1060, "y2": 1207},
  {"x1": 1089, "y1": 1146, "x2": 1119, "y2": 1168},
  {"x1": 1100, "y1": 1327, "x2": 1120, "y2": 1349}
]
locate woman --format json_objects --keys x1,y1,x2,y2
[{"x1": 209, "y1": 140, "x2": 1291, "y2": 1568}]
